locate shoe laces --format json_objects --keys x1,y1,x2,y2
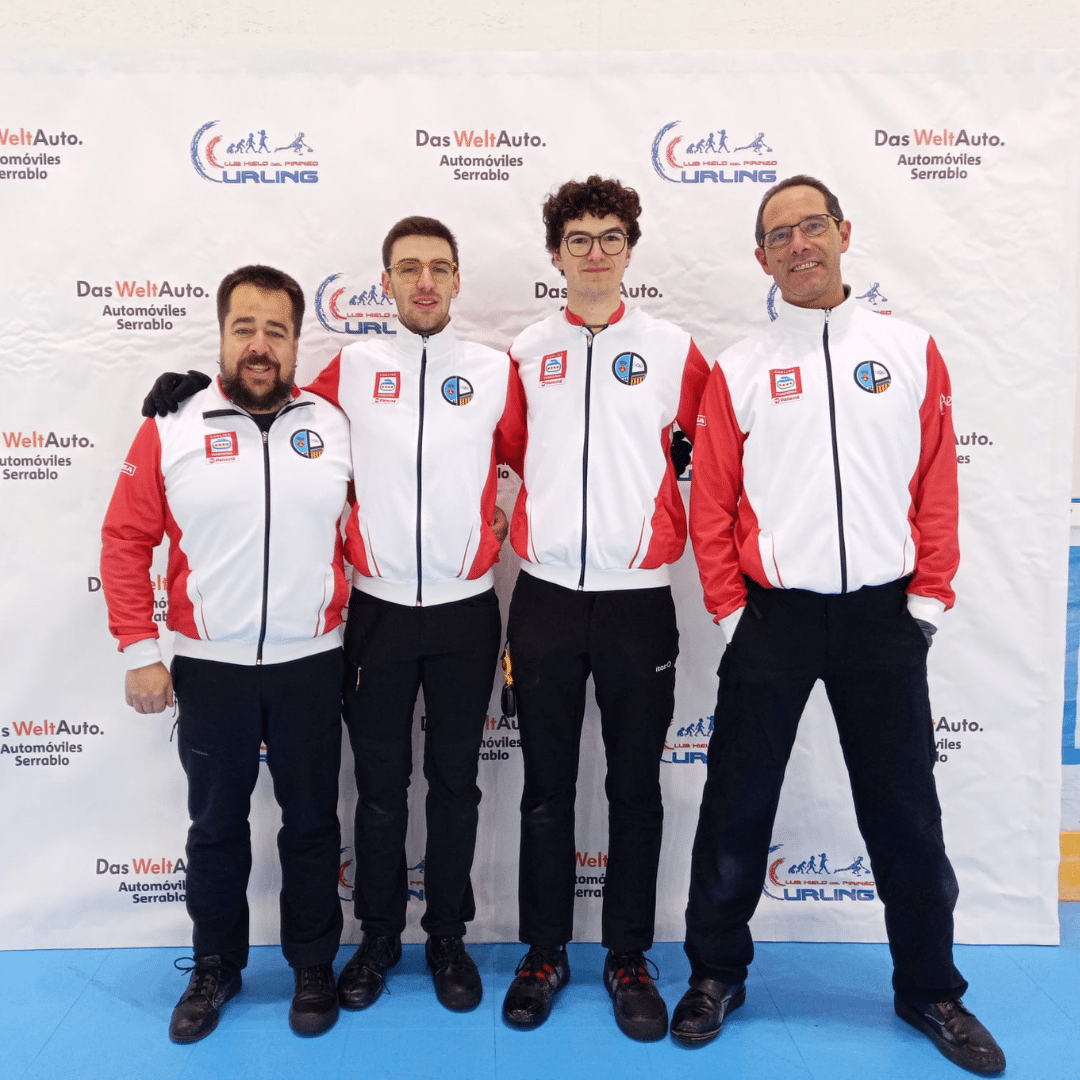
[
  {"x1": 428, "y1": 936, "x2": 468, "y2": 969},
  {"x1": 173, "y1": 955, "x2": 229, "y2": 998},
  {"x1": 357, "y1": 935, "x2": 395, "y2": 968},
  {"x1": 296, "y1": 964, "x2": 334, "y2": 993},
  {"x1": 608, "y1": 951, "x2": 659, "y2": 987},
  {"x1": 514, "y1": 946, "x2": 563, "y2": 981}
]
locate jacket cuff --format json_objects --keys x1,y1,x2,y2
[
  {"x1": 719, "y1": 606, "x2": 745, "y2": 643},
  {"x1": 122, "y1": 637, "x2": 163, "y2": 669},
  {"x1": 906, "y1": 594, "x2": 945, "y2": 627}
]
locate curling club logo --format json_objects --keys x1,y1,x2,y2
[
  {"x1": 190, "y1": 121, "x2": 319, "y2": 185},
  {"x1": 314, "y1": 273, "x2": 398, "y2": 336},
  {"x1": 651, "y1": 121, "x2": 778, "y2": 186}
]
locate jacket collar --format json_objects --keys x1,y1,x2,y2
[
  {"x1": 391, "y1": 318, "x2": 459, "y2": 363},
  {"x1": 564, "y1": 301, "x2": 627, "y2": 329},
  {"x1": 772, "y1": 286, "x2": 855, "y2": 336}
]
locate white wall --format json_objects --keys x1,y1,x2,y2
[
  {"x1": 5, "y1": 0, "x2": 1080, "y2": 50},
  {"x1": 6, "y1": 0, "x2": 1080, "y2": 836}
]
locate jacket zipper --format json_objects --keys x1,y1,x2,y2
[
  {"x1": 256, "y1": 428, "x2": 272, "y2": 663},
  {"x1": 578, "y1": 332, "x2": 594, "y2": 590},
  {"x1": 203, "y1": 401, "x2": 309, "y2": 663},
  {"x1": 415, "y1": 339, "x2": 428, "y2": 606},
  {"x1": 822, "y1": 310, "x2": 848, "y2": 593}
]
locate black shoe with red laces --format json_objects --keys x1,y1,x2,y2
[
  {"x1": 501, "y1": 945, "x2": 570, "y2": 1029},
  {"x1": 603, "y1": 950, "x2": 668, "y2": 1042}
]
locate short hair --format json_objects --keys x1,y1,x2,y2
[
  {"x1": 755, "y1": 175, "x2": 844, "y2": 247},
  {"x1": 381, "y1": 216, "x2": 460, "y2": 270},
  {"x1": 216, "y1": 265, "x2": 305, "y2": 338},
  {"x1": 543, "y1": 175, "x2": 643, "y2": 253}
]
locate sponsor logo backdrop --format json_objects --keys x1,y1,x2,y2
[{"x1": 0, "y1": 50, "x2": 1075, "y2": 949}]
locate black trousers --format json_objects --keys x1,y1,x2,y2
[
  {"x1": 342, "y1": 588, "x2": 501, "y2": 939},
  {"x1": 172, "y1": 649, "x2": 344, "y2": 971},
  {"x1": 508, "y1": 572, "x2": 679, "y2": 952},
  {"x1": 683, "y1": 579, "x2": 967, "y2": 1004}
]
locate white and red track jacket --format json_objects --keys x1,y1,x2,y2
[
  {"x1": 306, "y1": 320, "x2": 511, "y2": 607},
  {"x1": 101, "y1": 379, "x2": 352, "y2": 667},
  {"x1": 690, "y1": 292, "x2": 959, "y2": 635},
  {"x1": 498, "y1": 304, "x2": 709, "y2": 591}
]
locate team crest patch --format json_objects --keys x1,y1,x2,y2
[
  {"x1": 540, "y1": 350, "x2": 567, "y2": 385},
  {"x1": 612, "y1": 352, "x2": 647, "y2": 386},
  {"x1": 770, "y1": 367, "x2": 802, "y2": 403},
  {"x1": 374, "y1": 371, "x2": 401, "y2": 401},
  {"x1": 291, "y1": 429, "x2": 325, "y2": 458},
  {"x1": 442, "y1": 376, "x2": 474, "y2": 406},
  {"x1": 205, "y1": 431, "x2": 239, "y2": 462},
  {"x1": 854, "y1": 361, "x2": 892, "y2": 394}
]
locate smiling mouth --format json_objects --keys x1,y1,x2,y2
[
  {"x1": 242, "y1": 359, "x2": 278, "y2": 375},
  {"x1": 791, "y1": 260, "x2": 821, "y2": 272}
]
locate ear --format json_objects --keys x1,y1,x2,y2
[
  {"x1": 754, "y1": 246, "x2": 772, "y2": 277},
  {"x1": 381, "y1": 269, "x2": 395, "y2": 301},
  {"x1": 838, "y1": 220, "x2": 852, "y2": 253},
  {"x1": 451, "y1": 270, "x2": 461, "y2": 300}
]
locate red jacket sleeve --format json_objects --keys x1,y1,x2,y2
[
  {"x1": 494, "y1": 352, "x2": 528, "y2": 477},
  {"x1": 689, "y1": 362, "x2": 749, "y2": 622},
  {"x1": 303, "y1": 350, "x2": 344, "y2": 407},
  {"x1": 100, "y1": 419, "x2": 168, "y2": 651},
  {"x1": 907, "y1": 336, "x2": 959, "y2": 609},
  {"x1": 676, "y1": 338, "x2": 711, "y2": 438}
]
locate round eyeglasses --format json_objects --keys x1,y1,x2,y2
[
  {"x1": 386, "y1": 259, "x2": 457, "y2": 284},
  {"x1": 561, "y1": 230, "x2": 629, "y2": 257}
]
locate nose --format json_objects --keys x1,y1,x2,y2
[
  {"x1": 788, "y1": 223, "x2": 815, "y2": 250},
  {"x1": 586, "y1": 237, "x2": 606, "y2": 261},
  {"x1": 247, "y1": 330, "x2": 272, "y2": 355},
  {"x1": 417, "y1": 264, "x2": 437, "y2": 288}
]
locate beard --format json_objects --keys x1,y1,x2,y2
[{"x1": 219, "y1": 359, "x2": 295, "y2": 414}]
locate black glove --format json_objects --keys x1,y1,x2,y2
[
  {"x1": 141, "y1": 370, "x2": 211, "y2": 417},
  {"x1": 670, "y1": 430, "x2": 692, "y2": 477}
]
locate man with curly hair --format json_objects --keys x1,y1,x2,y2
[{"x1": 496, "y1": 175, "x2": 709, "y2": 1041}]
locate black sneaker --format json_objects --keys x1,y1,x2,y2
[
  {"x1": 336, "y1": 933, "x2": 402, "y2": 1010},
  {"x1": 289, "y1": 962, "x2": 339, "y2": 1036},
  {"x1": 501, "y1": 945, "x2": 570, "y2": 1029},
  {"x1": 168, "y1": 955, "x2": 242, "y2": 1044},
  {"x1": 603, "y1": 950, "x2": 668, "y2": 1042},
  {"x1": 895, "y1": 995, "x2": 1006, "y2": 1075},
  {"x1": 426, "y1": 935, "x2": 483, "y2": 1012}
]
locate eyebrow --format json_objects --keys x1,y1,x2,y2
[{"x1": 230, "y1": 315, "x2": 292, "y2": 334}]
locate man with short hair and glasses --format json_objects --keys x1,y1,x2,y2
[
  {"x1": 495, "y1": 175, "x2": 709, "y2": 1042},
  {"x1": 306, "y1": 216, "x2": 510, "y2": 1018},
  {"x1": 673, "y1": 175, "x2": 1005, "y2": 1076}
]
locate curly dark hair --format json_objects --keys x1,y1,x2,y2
[
  {"x1": 216, "y1": 265, "x2": 304, "y2": 337},
  {"x1": 755, "y1": 175, "x2": 844, "y2": 248},
  {"x1": 543, "y1": 175, "x2": 643, "y2": 253}
]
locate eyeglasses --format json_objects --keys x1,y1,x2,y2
[
  {"x1": 561, "y1": 230, "x2": 629, "y2": 257},
  {"x1": 760, "y1": 214, "x2": 840, "y2": 250},
  {"x1": 386, "y1": 259, "x2": 457, "y2": 284}
]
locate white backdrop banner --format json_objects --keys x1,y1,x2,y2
[{"x1": 0, "y1": 50, "x2": 1075, "y2": 951}]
